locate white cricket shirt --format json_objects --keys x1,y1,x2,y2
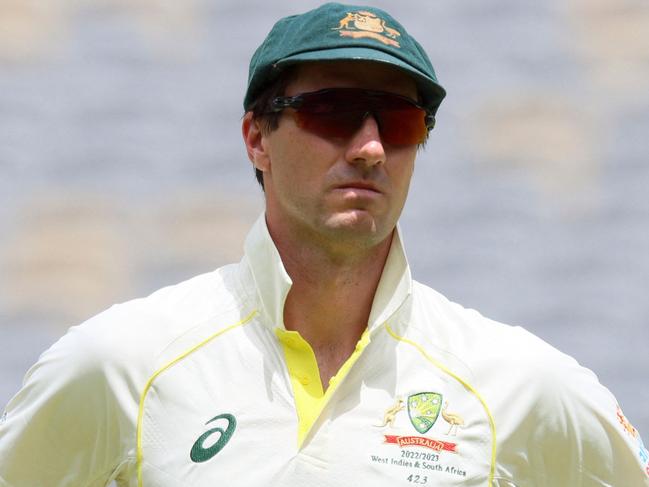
[{"x1": 1, "y1": 215, "x2": 648, "y2": 486}]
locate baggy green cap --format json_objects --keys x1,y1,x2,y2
[{"x1": 244, "y1": 2, "x2": 446, "y2": 115}]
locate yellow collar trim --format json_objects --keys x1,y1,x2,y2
[{"x1": 275, "y1": 327, "x2": 371, "y2": 447}]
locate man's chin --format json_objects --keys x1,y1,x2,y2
[
  {"x1": 325, "y1": 210, "x2": 379, "y2": 233},
  {"x1": 318, "y1": 211, "x2": 397, "y2": 249}
]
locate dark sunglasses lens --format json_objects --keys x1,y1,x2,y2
[
  {"x1": 293, "y1": 111, "x2": 364, "y2": 139},
  {"x1": 292, "y1": 90, "x2": 428, "y2": 145},
  {"x1": 378, "y1": 107, "x2": 428, "y2": 145}
]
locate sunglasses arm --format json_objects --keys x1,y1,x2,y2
[
  {"x1": 425, "y1": 114, "x2": 436, "y2": 130},
  {"x1": 270, "y1": 95, "x2": 303, "y2": 112}
]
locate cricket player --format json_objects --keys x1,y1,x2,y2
[{"x1": 1, "y1": 3, "x2": 648, "y2": 486}]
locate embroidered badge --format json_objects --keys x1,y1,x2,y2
[
  {"x1": 375, "y1": 392, "x2": 459, "y2": 453},
  {"x1": 408, "y1": 392, "x2": 442, "y2": 434},
  {"x1": 332, "y1": 11, "x2": 401, "y2": 47}
]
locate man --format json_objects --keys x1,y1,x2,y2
[{"x1": 1, "y1": 3, "x2": 647, "y2": 486}]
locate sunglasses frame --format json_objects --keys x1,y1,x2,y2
[{"x1": 269, "y1": 88, "x2": 436, "y2": 142}]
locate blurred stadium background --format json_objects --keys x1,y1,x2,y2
[{"x1": 1, "y1": 0, "x2": 648, "y2": 445}]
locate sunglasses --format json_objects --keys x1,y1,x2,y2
[{"x1": 269, "y1": 88, "x2": 435, "y2": 146}]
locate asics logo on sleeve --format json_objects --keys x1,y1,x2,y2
[{"x1": 190, "y1": 413, "x2": 237, "y2": 463}]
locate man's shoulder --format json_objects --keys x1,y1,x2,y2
[
  {"x1": 119, "y1": 261, "x2": 247, "y2": 329},
  {"x1": 409, "y1": 281, "x2": 605, "y2": 406},
  {"x1": 409, "y1": 280, "x2": 581, "y2": 374},
  {"x1": 3, "y1": 263, "x2": 255, "y2": 445},
  {"x1": 51, "y1": 262, "x2": 252, "y2": 380}
]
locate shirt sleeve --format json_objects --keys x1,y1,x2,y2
[
  {"x1": 0, "y1": 323, "x2": 133, "y2": 487},
  {"x1": 530, "y1": 356, "x2": 649, "y2": 486}
]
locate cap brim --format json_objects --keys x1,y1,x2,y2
[{"x1": 276, "y1": 47, "x2": 446, "y2": 114}]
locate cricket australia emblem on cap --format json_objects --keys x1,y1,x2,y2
[
  {"x1": 332, "y1": 11, "x2": 401, "y2": 47},
  {"x1": 408, "y1": 392, "x2": 443, "y2": 434}
]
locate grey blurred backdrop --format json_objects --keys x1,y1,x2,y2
[{"x1": 1, "y1": 0, "x2": 648, "y2": 442}]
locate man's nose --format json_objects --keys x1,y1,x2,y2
[{"x1": 344, "y1": 114, "x2": 386, "y2": 169}]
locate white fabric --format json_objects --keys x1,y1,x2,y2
[{"x1": 1, "y1": 214, "x2": 647, "y2": 487}]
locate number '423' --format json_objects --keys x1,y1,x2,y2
[{"x1": 407, "y1": 474, "x2": 428, "y2": 484}]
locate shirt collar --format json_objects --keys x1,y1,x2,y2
[{"x1": 243, "y1": 213, "x2": 412, "y2": 332}]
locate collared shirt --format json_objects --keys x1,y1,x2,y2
[{"x1": 1, "y1": 215, "x2": 647, "y2": 487}]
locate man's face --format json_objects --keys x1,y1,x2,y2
[{"x1": 251, "y1": 61, "x2": 419, "y2": 252}]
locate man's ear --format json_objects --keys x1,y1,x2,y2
[{"x1": 242, "y1": 112, "x2": 271, "y2": 173}]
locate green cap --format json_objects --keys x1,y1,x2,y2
[{"x1": 244, "y1": 3, "x2": 446, "y2": 115}]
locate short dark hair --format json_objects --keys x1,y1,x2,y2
[{"x1": 245, "y1": 67, "x2": 297, "y2": 190}]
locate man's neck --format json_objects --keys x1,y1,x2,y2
[{"x1": 269, "y1": 221, "x2": 393, "y2": 388}]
